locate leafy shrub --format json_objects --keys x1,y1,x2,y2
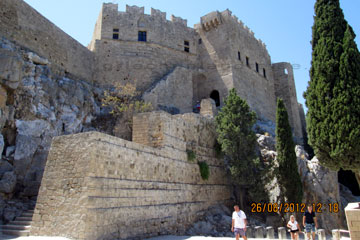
[
  {"x1": 186, "y1": 150, "x2": 196, "y2": 162},
  {"x1": 198, "y1": 161, "x2": 210, "y2": 180}
]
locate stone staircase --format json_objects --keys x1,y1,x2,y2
[{"x1": 1, "y1": 209, "x2": 34, "y2": 237}]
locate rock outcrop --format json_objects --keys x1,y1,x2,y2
[
  {"x1": 0, "y1": 37, "x2": 103, "y2": 223},
  {"x1": 296, "y1": 145, "x2": 346, "y2": 231}
]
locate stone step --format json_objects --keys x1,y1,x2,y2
[
  {"x1": 1, "y1": 224, "x2": 31, "y2": 231},
  {"x1": 15, "y1": 216, "x2": 32, "y2": 222},
  {"x1": 10, "y1": 220, "x2": 32, "y2": 226},
  {"x1": 2, "y1": 229, "x2": 30, "y2": 237},
  {"x1": 21, "y1": 212, "x2": 34, "y2": 217}
]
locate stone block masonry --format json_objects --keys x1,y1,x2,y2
[
  {"x1": 31, "y1": 112, "x2": 232, "y2": 240},
  {"x1": 0, "y1": 0, "x2": 94, "y2": 82}
]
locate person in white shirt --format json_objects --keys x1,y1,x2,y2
[
  {"x1": 287, "y1": 215, "x2": 300, "y2": 240},
  {"x1": 231, "y1": 205, "x2": 247, "y2": 240}
]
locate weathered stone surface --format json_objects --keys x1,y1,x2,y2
[
  {"x1": 0, "y1": 49, "x2": 23, "y2": 89},
  {"x1": 31, "y1": 114, "x2": 232, "y2": 240},
  {"x1": 256, "y1": 133, "x2": 276, "y2": 151},
  {"x1": 16, "y1": 119, "x2": 50, "y2": 137},
  {"x1": 143, "y1": 67, "x2": 193, "y2": 114},
  {"x1": 200, "y1": 98, "x2": 217, "y2": 118},
  {"x1": 0, "y1": 160, "x2": 13, "y2": 178},
  {"x1": 186, "y1": 205, "x2": 234, "y2": 237},
  {"x1": 26, "y1": 52, "x2": 49, "y2": 65},
  {"x1": 0, "y1": 0, "x2": 308, "y2": 236},
  {"x1": 0, "y1": 171, "x2": 16, "y2": 193},
  {"x1": 296, "y1": 145, "x2": 345, "y2": 232}
]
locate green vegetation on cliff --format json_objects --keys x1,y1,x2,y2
[{"x1": 275, "y1": 98, "x2": 303, "y2": 203}]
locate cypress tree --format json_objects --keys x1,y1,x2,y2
[
  {"x1": 328, "y1": 25, "x2": 360, "y2": 170},
  {"x1": 276, "y1": 98, "x2": 303, "y2": 203},
  {"x1": 304, "y1": 0, "x2": 348, "y2": 167},
  {"x1": 215, "y1": 88, "x2": 257, "y2": 186},
  {"x1": 215, "y1": 89, "x2": 272, "y2": 204}
]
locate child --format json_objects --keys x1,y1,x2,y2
[{"x1": 287, "y1": 215, "x2": 300, "y2": 240}]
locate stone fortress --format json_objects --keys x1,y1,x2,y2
[
  {"x1": 0, "y1": 0, "x2": 320, "y2": 239},
  {"x1": 89, "y1": 3, "x2": 305, "y2": 141}
]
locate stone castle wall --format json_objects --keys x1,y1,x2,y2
[
  {"x1": 272, "y1": 62, "x2": 303, "y2": 141},
  {"x1": 194, "y1": 10, "x2": 276, "y2": 122},
  {"x1": 91, "y1": 3, "x2": 200, "y2": 91},
  {"x1": 0, "y1": 0, "x2": 94, "y2": 82},
  {"x1": 142, "y1": 67, "x2": 194, "y2": 113},
  {"x1": 31, "y1": 112, "x2": 232, "y2": 240}
]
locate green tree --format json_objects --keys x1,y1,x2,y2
[
  {"x1": 276, "y1": 98, "x2": 303, "y2": 203},
  {"x1": 215, "y1": 89, "x2": 268, "y2": 203},
  {"x1": 304, "y1": 0, "x2": 360, "y2": 178},
  {"x1": 330, "y1": 25, "x2": 360, "y2": 170}
]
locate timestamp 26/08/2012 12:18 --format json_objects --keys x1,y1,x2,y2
[{"x1": 250, "y1": 202, "x2": 339, "y2": 213}]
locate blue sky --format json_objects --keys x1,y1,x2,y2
[{"x1": 23, "y1": 0, "x2": 360, "y2": 111}]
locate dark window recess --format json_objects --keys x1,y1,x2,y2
[
  {"x1": 184, "y1": 40, "x2": 190, "y2": 46},
  {"x1": 210, "y1": 90, "x2": 220, "y2": 107},
  {"x1": 113, "y1": 28, "x2": 119, "y2": 32},
  {"x1": 238, "y1": 51, "x2": 241, "y2": 61},
  {"x1": 198, "y1": 38, "x2": 202, "y2": 44},
  {"x1": 246, "y1": 57, "x2": 249, "y2": 67},
  {"x1": 256, "y1": 62, "x2": 259, "y2": 72},
  {"x1": 263, "y1": 68, "x2": 267, "y2": 78},
  {"x1": 113, "y1": 33, "x2": 119, "y2": 39},
  {"x1": 184, "y1": 47, "x2": 190, "y2": 52},
  {"x1": 138, "y1": 31, "x2": 147, "y2": 42}
]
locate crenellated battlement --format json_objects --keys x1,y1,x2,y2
[
  {"x1": 200, "y1": 11, "x2": 223, "y2": 31},
  {"x1": 171, "y1": 15, "x2": 187, "y2": 27},
  {"x1": 126, "y1": 5, "x2": 144, "y2": 15},
  {"x1": 195, "y1": 9, "x2": 268, "y2": 54},
  {"x1": 151, "y1": 8, "x2": 166, "y2": 20},
  {"x1": 103, "y1": 2, "x2": 118, "y2": 12},
  {"x1": 101, "y1": 3, "x2": 188, "y2": 27},
  {"x1": 226, "y1": 11, "x2": 268, "y2": 53}
]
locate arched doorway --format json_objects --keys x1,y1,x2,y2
[{"x1": 210, "y1": 90, "x2": 220, "y2": 107}]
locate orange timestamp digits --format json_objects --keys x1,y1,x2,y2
[{"x1": 251, "y1": 202, "x2": 339, "y2": 213}]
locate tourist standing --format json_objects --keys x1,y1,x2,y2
[
  {"x1": 303, "y1": 204, "x2": 318, "y2": 240},
  {"x1": 287, "y1": 215, "x2": 300, "y2": 240},
  {"x1": 232, "y1": 205, "x2": 247, "y2": 240}
]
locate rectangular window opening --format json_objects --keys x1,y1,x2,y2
[
  {"x1": 238, "y1": 51, "x2": 241, "y2": 61},
  {"x1": 184, "y1": 40, "x2": 190, "y2": 46},
  {"x1": 246, "y1": 57, "x2": 249, "y2": 67},
  {"x1": 256, "y1": 62, "x2": 259, "y2": 72},
  {"x1": 198, "y1": 38, "x2": 202, "y2": 44},
  {"x1": 138, "y1": 31, "x2": 147, "y2": 42},
  {"x1": 184, "y1": 47, "x2": 190, "y2": 52},
  {"x1": 113, "y1": 28, "x2": 119, "y2": 32},
  {"x1": 113, "y1": 33, "x2": 119, "y2": 40},
  {"x1": 263, "y1": 68, "x2": 267, "y2": 78}
]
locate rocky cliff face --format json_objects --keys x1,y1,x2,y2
[
  {"x1": 295, "y1": 146, "x2": 347, "y2": 231},
  {"x1": 0, "y1": 37, "x2": 103, "y2": 223}
]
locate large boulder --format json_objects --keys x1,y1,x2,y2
[
  {"x1": 0, "y1": 171, "x2": 16, "y2": 193},
  {"x1": 296, "y1": 145, "x2": 346, "y2": 231}
]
